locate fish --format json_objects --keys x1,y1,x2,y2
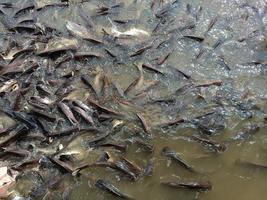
[
  {"x1": 121, "y1": 157, "x2": 142, "y2": 177},
  {"x1": 35, "y1": 38, "x2": 79, "y2": 55},
  {"x1": 136, "y1": 113, "x2": 151, "y2": 135},
  {"x1": 87, "y1": 98, "x2": 123, "y2": 116},
  {"x1": 159, "y1": 117, "x2": 186, "y2": 127},
  {"x1": 66, "y1": 21, "x2": 103, "y2": 43},
  {"x1": 135, "y1": 139, "x2": 154, "y2": 152},
  {"x1": 0, "y1": 79, "x2": 18, "y2": 94},
  {"x1": 183, "y1": 35, "x2": 204, "y2": 42},
  {"x1": 30, "y1": 108, "x2": 56, "y2": 122},
  {"x1": 77, "y1": 6, "x2": 95, "y2": 28},
  {"x1": 232, "y1": 124, "x2": 260, "y2": 140},
  {"x1": 142, "y1": 63, "x2": 164, "y2": 75},
  {"x1": 113, "y1": 160, "x2": 139, "y2": 181},
  {"x1": 87, "y1": 132, "x2": 110, "y2": 147},
  {"x1": 195, "y1": 80, "x2": 223, "y2": 87},
  {"x1": 47, "y1": 126, "x2": 79, "y2": 138},
  {"x1": 36, "y1": 1, "x2": 68, "y2": 11},
  {"x1": 204, "y1": 16, "x2": 218, "y2": 36},
  {"x1": 157, "y1": 51, "x2": 172, "y2": 65},
  {"x1": 155, "y1": 0, "x2": 178, "y2": 18},
  {"x1": 144, "y1": 159, "x2": 154, "y2": 176},
  {"x1": 57, "y1": 102, "x2": 79, "y2": 126},
  {"x1": 71, "y1": 105, "x2": 95, "y2": 126},
  {"x1": 46, "y1": 156, "x2": 74, "y2": 173},
  {"x1": 81, "y1": 75, "x2": 99, "y2": 97},
  {"x1": 161, "y1": 180, "x2": 212, "y2": 191},
  {"x1": 0, "y1": 148, "x2": 30, "y2": 158},
  {"x1": 109, "y1": 18, "x2": 149, "y2": 38},
  {"x1": 95, "y1": 179, "x2": 133, "y2": 199},
  {"x1": 72, "y1": 100, "x2": 94, "y2": 113},
  {"x1": 130, "y1": 43, "x2": 153, "y2": 57},
  {"x1": 217, "y1": 56, "x2": 231, "y2": 71},
  {"x1": 235, "y1": 159, "x2": 267, "y2": 170},
  {"x1": 162, "y1": 147, "x2": 195, "y2": 172},
  {"x1": 191, "y1": 135, "x2": 226, "y2": 153},
  {"x1": 74, "y1": 51, "x2": 104, "y2": 59},
  {"x1": 1, "y1": 109, "x2": 37, "y2": 129},
  {"x1": 0, "y1": 124, "x2": 29, "y2": 148},
  {"x1": 97, "y1": 143, "x2": 127, "y2": 152},
  {"x1": 124, "y1": 63, "x2": 143, "y2": 96}
]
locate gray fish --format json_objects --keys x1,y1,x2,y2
[
  {"x1": 71, "y1": 105, "x2": 95, "y2": 126},
  {"x1": 161, "y1": 180, "x2": 212, "y2": 191},
  {"x1": 58, "y1": 102, "x2": 79, "y2": 126},
  {"x1": 162, "y1": 147, "x2": 195, "y2": 172},
  {"x1": 95, "y1": 179, "x2": 133, "y2": 199},
  {"x1": 66, "y1": 21, "x2": 103, "y2": 43}
]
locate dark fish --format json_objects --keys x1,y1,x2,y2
[
  {"x1": 0, "y1": 124, "x2": 17, "y2": 136},
  {"x1": 204, "y1": 16, "x2": 218, "y2": 36},
  {"x1": 183, "y1": 35, "x2": 204, "y2": 42},
  {"x1": 0, "y1": 124, "x2": 29, "y2": 148},
  {"x1": 235, "y1": 159, "x2": 267, "y2": 170},
  {"x1": 66, "y1": 21, "x2": 103, "y2": 43},
  {"x1": 144, "y1": 159, "x2": 154, "y2": 176},
  {"x1": 87, "y1": 98, "x2": 123, "y2": 116},
  {"x1": 0, "y1": 147, "x2": 29, "y2": 158},
  {"x1": 12, "y1": 158, "x2": 39, "y2": 171},
  {"x1": 114, "y1": 160, "x2": 139, "y2": 181},
  {"x1": 101, "y1": 75, "x2": 110, "y2": 99},
  {"x1": 13, "y1": 1, "x2": 35, "y2": 18},
  {"x1": 167, "y1": 66, "x2": 191, "y2": 79},
  {"x1": 135, "y1": 140, "x2": 154, "y2": 152},
  {"x1": 105, "y1": 48, "x2": 117, "y2": 58},
  {"x1": 48, "y1": 126, "x2": 79, "y2": 138},
  {"x1": 74, "y1": 51, "x2": 104, "y2": 59},
  {"x1": 36, "y1": 2, "x2": 68, "y2": 11},
  {"x1": 35, "y1": 117, "x2": 51, "y2": 135},
  {"x1": 142, "y1": 63, "x2": 164, "y2": 75},
  {"x1": 195, "y1": 80, "x2": 222, "y2": 87},
  {"x1": 87, "y1": 132, "x2": 110, "y2": 147},
  {"x1": 81, "y1": 75, "x2": 98, "y2": 97},
  {"x1": 58, "y1": 102, "x2": 79, "y2": 126},
  {"x1": 47, "y1": 156, "x2": 74, "y2": 173},
  {"x1": 121, "y1": 157, "x2": 142, "y2": 177},
  {"x1": 195, "y1": 47, "x2": 206, "y2": 59},
  {"x1": 1, "y1": 109, "x2": 37, "y2": 129},
  {"x1": 162, "y1": 147, "x2": 195, "y2": 172},
  {"x1": 161, "y1": 180, "x2": 212, "y2": 191},
  {"x1": 232, "y1": 124, "x2": 260, "y2": 140},
  {"x1": 186, "y1": 4, "x2": 191, "y2": 14},
  {"x1": 157, "y1": 51, "x2": 172, "y2": 65},
  {"x1": 130, "y1": 44, "x2": 153, "y2": 57},
  {"x1": 124, "y1": 77, "x2": 140, "y2": 96},
  {"x1": 72, "y1": 100, "x2": 94, "y2": 113},
  {"x1": 191, "y1": 135, "x2": 226, "y2": 153},
  {"x1": 98, "y1": 143, "x2": 127, "y2": 152},
  {"x1": 95, "y1": 179, "x2": 133, "y2": 199},
  {"x1": 212, "y1": 38, "x2": 224, "y2": 50},
  {"x1": 62, "y1": 187, "x2": 71, "y2": 200},
  {"x1": 71, "y1": 105, "x2": 95, "y2": 126},
  {"x1": 195, "y1": 6, "x2": 202, "y2": 21},
  {"x1": 217, "y1": 56, "x2": 231, "y2": 71},
  {"x1": 136, "y1": 113, "x2": 151, "y2": 135},
  {"x1": 155, "y1": 0, "x2": 178, "y2": 18},
  {"x1": 160, "y1": 117, "x2": 186, "y2": 127},
  {"x1": 78, "y1": 6, "x2": 95, "y2": 28},
  {"x1": 30, "y1": 108, "x2": 56, "y2": 122}
]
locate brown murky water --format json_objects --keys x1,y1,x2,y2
[{"x1": 0, "y1": 0, "x2": 266, "y2": 199}]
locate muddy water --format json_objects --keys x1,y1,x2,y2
[{"x1": 0, "y1": 0, "x2": 266, "y2": 199}]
